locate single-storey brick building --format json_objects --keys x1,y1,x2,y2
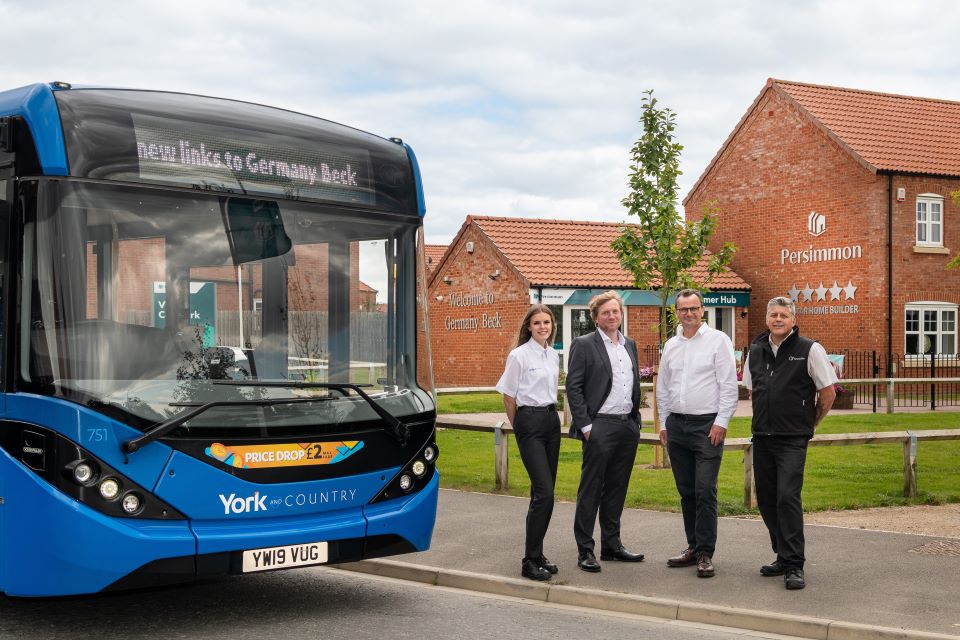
[{"x1": 427, "y1": 215, "x2": 750, "y2": 387}]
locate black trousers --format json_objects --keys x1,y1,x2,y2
[
  {"x1": 753, "y1": 436, "x2": 809, "y2": 569},
  {"x1": 515, "y1": 407, "x2": 561, "y2": 561},
  {"x1": 666, "y1": 413, "x2": 723, "y2": 555},
  {"x1": 574, "y1": 414, "x2": 640, "y2": 554}
]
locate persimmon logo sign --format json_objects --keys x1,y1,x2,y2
[{"x1": 808, "y1": 211, "x2": 826, "y2": 237}]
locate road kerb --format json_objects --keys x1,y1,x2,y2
[
  {"x1": 547, "y1": 584, "x2": 679, "y2": 619},
  {"x1": 827, "y1": 621, "x2": 960, "y2": 640},
  {"x1": 436, "y1": 569, "x2": 550, "y2": 601},
  {"x1": 336, "y1": 559, "x2": 960, "y2": 640},
  {"x1": 333, "y1": 559, "x2": 439, "y2": 585},
  {"x1": 678, "y1": 601, "x2": 829, "y2": 639}
]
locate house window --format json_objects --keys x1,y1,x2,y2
[
  {"x1": 916, "y1": 194, "x2": 944, "y2": 247},
  {"x1": 905, "y1": 303, "x2": 957, "y2": 356}
]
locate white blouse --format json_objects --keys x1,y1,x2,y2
[{"x1": 495, "y1": 338, "x2": 560, "y2": 407}]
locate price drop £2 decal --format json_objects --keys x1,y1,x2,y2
[{"x1": 205, "y1": 441, "x2": 364, "y2": 469}]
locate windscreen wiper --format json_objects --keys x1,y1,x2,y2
[
  {"x1": 211, "y1": 381, "x2": 410, "y2": 446},
  {"x1": 121, "y1": 381, "x2": 410, "y2": 456},
  {"x1": 122, "y1": 395, "x2": 332, "y2": 455}
]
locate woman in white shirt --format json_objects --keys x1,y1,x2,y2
[{"x1": 495, "y1": 304, "x2": 561, "y2": 581}]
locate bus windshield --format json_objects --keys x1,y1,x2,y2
[{"x1": 19, "y1": 178, "x2": 434, "y2": 434}]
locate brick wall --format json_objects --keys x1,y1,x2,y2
[
  {"x1": 685, "y1": 87, "x2": 960, "y2": 353},
  {"x1": 427, "y1": 226, "x2": 530, "y2": 387},
  {"x1": 628, "y1": 305, "x2": 662, "y2": 362}
]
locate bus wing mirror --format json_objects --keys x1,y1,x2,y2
[{"x1": 221, "y1": 197, "x2": 292, "y2": 264}]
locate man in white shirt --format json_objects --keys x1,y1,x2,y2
[{"x1": 656, "y1": 289, "x2": 739, "y2": 578}]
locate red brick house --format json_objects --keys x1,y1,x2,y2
[
  {"x1": 685, "y1": 79, "x2": 960, "y2": 366},
  {"x1": 427, "y1": 215, "x2": 750, "y2": 387}
]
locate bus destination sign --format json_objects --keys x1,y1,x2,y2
[{"x1": 131, "y1": 113, "x2": 375, "y2": 205}]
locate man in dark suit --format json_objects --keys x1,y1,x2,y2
[{"x1": 565, "y1": 291, "x2": 644, "y2": 572}]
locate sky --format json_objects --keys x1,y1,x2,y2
[{"x1": 5, "y1": 0, "x2": 960, "y2": 251}]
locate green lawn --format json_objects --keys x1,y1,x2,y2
[
  {"x1": 436, "y1": 392, "x2": 505, "y2": 414},
  {"x1": 436, "y1": 391, "x2": 571, "y2": 413},
  {"x1": 435, "y1": 412, "x2": 960, "y2": 515}
]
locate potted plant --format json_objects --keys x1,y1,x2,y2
[
  {"x1": 737, "y1": 370, "x2": 750, "y2": 400},
  {"x1": 833, "y1": 383, "x2": 853, "y2": 410},
  {"x1": 639, "y1": 365, "x2": 654, "y2": 407}
]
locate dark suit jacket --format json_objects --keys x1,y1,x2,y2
[{"x1": 565, "y1": 331, "x2": 641, "y2": 439}]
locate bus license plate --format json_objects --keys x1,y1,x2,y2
[{"x1": 242, "y1": 541, "x2": 328, "y2": 573}]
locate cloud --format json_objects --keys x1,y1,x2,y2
[{"x1": 5, "y1": 0, "x2": 960, "y2": 245}]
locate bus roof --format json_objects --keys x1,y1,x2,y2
[
  {"x1": 0, "y1": 83, "x2": 69, "y2": 174},
  {"x1": 0, "y1": 82, "x2": 425, "y2": 216}
]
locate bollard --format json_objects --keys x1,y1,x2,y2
[
  {"x1": 494, "y1": 420, "x2": 509, "y2": 490},
  {"x1": 652, "y1": 386, "x2": 662, "y2": 468},
  {"x1": 743, "y1": 443, "x2": 757, "y2": 509},
  {"x1": 651, "y1": 374, "x2": 671, "y2": 469},
  {"x1": 902, "y1": 431, "x2": 918, "y2": 497}
]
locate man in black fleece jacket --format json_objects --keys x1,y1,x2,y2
[{"x1": 741, "y1": 296, "x2": 837, "y2": 590}]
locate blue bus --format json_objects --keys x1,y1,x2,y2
[{"x1": 0, "y1": 82, "x2": 438, "y2": 596}]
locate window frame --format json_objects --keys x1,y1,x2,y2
[
  {"x1": 915, "y1": 193, "x2": 945, "y2": 248},
  {"x1": 904, "y1": 301, "x2": 958, "y2": 358}
]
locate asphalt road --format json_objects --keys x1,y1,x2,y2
[{"x1": 0, "y1": 567, "x2": 804, "y2": 640}]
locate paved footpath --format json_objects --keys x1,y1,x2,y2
[{"x1": 341, "y1": 489, "x2": 960, "y2": 639}]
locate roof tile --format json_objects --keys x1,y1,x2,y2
[
  {"x1": 470, "y1": 216, "x2": 749, "y2": 291},
  {"x1": 424, "y1": 244, "x2": 447, "y2": 272},
  {"x1": 775, "y1": 79, "x2": 960, "y2": 176}
]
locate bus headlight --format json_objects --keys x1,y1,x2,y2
[
  {"x1": 121, "y1": 493, "x2": 143, "y2": 514},
  {"x1": 72, "y1": 461, "x2": 97, "y2": 484},
  {"x1": 99, "y1": 478, "x2": 121, "y2": 500},
  {"x1": 423, "y1": 445, "x2": 437, "y2": 463},
  {"x1": 398, "y1": 474, "x2": 413, "y2": 492},
  {"x1": 411, "y1": 460, "x2": 426, "y2": 477}
]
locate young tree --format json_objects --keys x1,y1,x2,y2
[{"x1": 612, "y1": 90, "x2": 736, "y2": 345}]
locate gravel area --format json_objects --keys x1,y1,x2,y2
[
  {"x1": 735, "y1": 504, "x2": 960, "y2": 537},
  {"x1": 802, "y1": 503, "x2": 960, "y2": 538}
]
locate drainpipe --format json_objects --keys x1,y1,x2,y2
[{"x1": 887, "y1": 172, "x2": 893, "y2": 377}]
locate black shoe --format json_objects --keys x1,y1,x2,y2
[
  {"x1": 667, "y1": 547, "x2": 697, "y2": 568},
  {"x1": 538, "y1": 555, "x2": 559, "y2": 575},
  {"x1": 696, "y1": 553, "x2": 715, "y2": 578},
  {"x1": 577, "y1": 551, "x2": 601, "y2": 573},
  {"x1": 784, "y1": 568, "x2": 806, "y2": 590},
  {"x1": 600, "y1": 546, "x2": 645, "y2": 562},
  {"x1": 760, "y1": 559, "x2": 786, "y2": 576},
  {"x1": 521, "y1": 558, "x2": 551, "y2": 581}
]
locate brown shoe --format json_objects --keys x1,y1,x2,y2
[
  {"x1": 696, "y1": 553, "x2": 715, "y2": 578},
  {"x1": 666, "y1": 547, "x2": 697, "y2": 568}
]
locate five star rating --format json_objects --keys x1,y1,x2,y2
[
  {"x1": 786, "y1": 280, "x2": 859, "y2": 315},
  {"x1": 787, "y1": 280, "x2": 857, "y2": 302}
]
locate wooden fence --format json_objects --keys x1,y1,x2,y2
[{"x1": 435, "y1": 415, "x2": 960, "y2": 508}]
